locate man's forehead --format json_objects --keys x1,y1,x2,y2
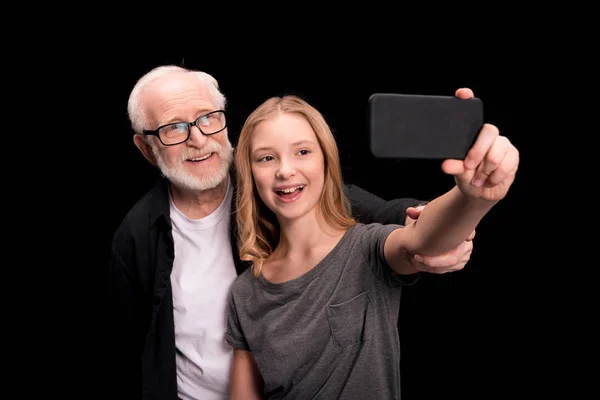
[
  {"x1": 149, "y1": 72, "x2": 208, "y2": 96},
  {"x1": 143, "y1": 73, "x2": 216, "y2": 122}
]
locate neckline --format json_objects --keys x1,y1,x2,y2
[
  {"x1": 168, "y1": 175, "x2": 232, "y2": 229},
  {"x1": 257, "y1": 224, "x2": 357, "y2": 292}
]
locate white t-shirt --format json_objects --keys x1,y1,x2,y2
[{"x1": 169, "y1": 177, "x2": 238, "y2": 399}]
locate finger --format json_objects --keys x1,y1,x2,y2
[
  {"x1": 413, "y1": 251, "x2": 461, "y2": 269},
  {"x1": 466, "y1": 229, "x2": 476, "y2": 241},
  {"x1": 431, "y1": 265, "x2": 462, "y2": 274},
  {"x1": 471, "y1": 136, "x2": 510, "y2": 187},
  {"x1": 440, "y1": 256, "x2": 470, "y2": 273},
  {"x1": 455, "y1": 88, "x2": 474, "y2": 99},
  {"x1": 456, "y1": 241, "x2": 473, "y2": 256},
  {"x1": 417, "y1": 259, "x2": 468, "y2": 274},
  {"x1": 413, "y1": 240, "x2": 473, "y2": 268},
  {"x1": 442, "y1": 250, "x2": 473, "y2": 273},
  {"x1": 446, "y1": 263, "x2": 466, "y2": 273},
  {"x1": 442, "y1": 159, "x2": 474, "y2": 188},
  {"x1": 457, "y1": 251, "x2": 472, "y2": 267},
  {"x1": 405, "y1": 207, "x2": 423, "y2": 220},
  {"x1": 485, "y1": 144, "x2": 520, "y2": 187},
  {"x1": 464, "y1": 124, "x2": 500, "y2": 171},
  {"x1": 441, "y1": 159, "x2": 466, "y2": 175}
]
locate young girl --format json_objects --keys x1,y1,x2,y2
[{"x1": 225, "y1": 95, "x2": 516, "y2": 399}]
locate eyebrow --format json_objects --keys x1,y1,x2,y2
[
  {"x1": 161, "y1": 109, "x2": 214, "y2": 125},
  {"x1": 252, "y1": 139, "x2": 316, "y2": 154}
]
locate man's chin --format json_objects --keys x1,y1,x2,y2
[
  {"x1": 162, "y1": 167, "x2": 228, "y2": 192},
  {"x1": 156, "y1": 149, "x2": 232, "y2": 192}
]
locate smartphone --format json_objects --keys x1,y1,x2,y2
[{"x1": 368, "y1": 93, "x2": 484, "y2": 160}]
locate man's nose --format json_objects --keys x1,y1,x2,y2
[{"x1": 187, "y1": 125, "x2": 209, "y2": 147}]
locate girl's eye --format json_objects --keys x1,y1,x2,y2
[{"x1": 298, "y1": 150, "x2": 309, "y2": 156}]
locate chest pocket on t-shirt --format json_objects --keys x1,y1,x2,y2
[{"x1": 326, "y1": 291, "x2": 370, "y2": 348}]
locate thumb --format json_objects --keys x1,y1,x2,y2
[
  {"x1": 442, "y1": 159, "x2": 475, "y2": 186},
  {"x1": 441, "y1": 159, "x2": 465, "y2": 175},
  {"x1": 405, "y1": 207, "x2": 422, "y2": 220},
  {"x1": 455, "y1": 88, "x2": 475, "y2": 99}
]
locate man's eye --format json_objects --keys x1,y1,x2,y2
[{"x1": 165, "y1": 124, "x2": 186, "y2": 132}]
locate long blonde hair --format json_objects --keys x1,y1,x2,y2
[{"x1": 235, "y1": 95, "x2": 355, "y2": 277}]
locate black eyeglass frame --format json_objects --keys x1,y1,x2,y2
[{"x1": 142, "y1": 110, "x2": 227, "y2": 146}]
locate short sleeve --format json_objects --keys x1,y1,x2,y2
[
  {"x1": 225, "y1": 288, "x2": 250, "y2": 351},
  {"x1": 357, "y1": 223, "x2": 419, "y2": 287}
]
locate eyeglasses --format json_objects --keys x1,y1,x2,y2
[{"x1": 143, "y1": 110, "x2": 227, "y2": 146}]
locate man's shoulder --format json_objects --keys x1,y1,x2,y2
[{"x1": 112, "y1": 184, "x2": 165, "y2": 241}]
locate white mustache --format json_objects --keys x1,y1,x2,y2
[{"x1": 180, "y1": 140, "x2": 223, "y2": 161}]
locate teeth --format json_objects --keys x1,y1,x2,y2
[
  {"x1": 190, "y1": 153, "x2": 212, "y2": 162},
  {"x1": 278, "y1": 185, "x2": 304, "y2": 193}
]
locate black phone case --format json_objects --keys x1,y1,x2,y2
[{"x1": 369, "y1": 93, "x2": 484, "y2": 160}]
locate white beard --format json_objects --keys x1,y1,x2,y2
[{"x1": 151, "y1": 138, "x2": 234, "y2": 192}]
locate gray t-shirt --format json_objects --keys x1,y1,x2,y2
[{"x1": 226, "y1": 222, "x2": 416, "y2": 399}]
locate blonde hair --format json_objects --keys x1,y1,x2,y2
[{"x1": 235, "y1": 95, "x2": 355, "y2": 277}]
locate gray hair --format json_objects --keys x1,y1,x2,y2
[{"x1": 127, "y1": 65, "x2": 227, "y2": 134}]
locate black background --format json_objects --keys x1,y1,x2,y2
[{"x1": 108, "y1": 54, "x2": 533, "y2": 399}]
